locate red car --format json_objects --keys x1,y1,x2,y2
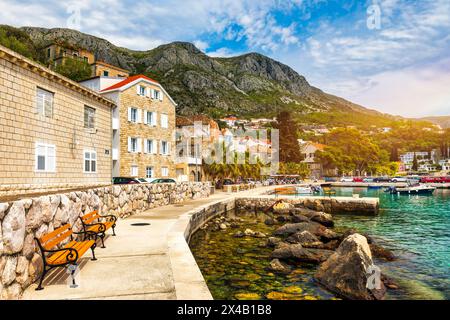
[
  {"x1": 442, "y1": 176, "x2": 450, "y2": 183},
  {"x1": 353, "y1": 177, "x2": 364, "y2": 182},
  {"x1": 420, "y1": 177, "x2": 444, "y2": 183}
]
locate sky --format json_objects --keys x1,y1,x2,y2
[{"x1": 0, "y1": 0, "x2": 449, "y2": 118}]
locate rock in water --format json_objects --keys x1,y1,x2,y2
[
  {"x1": 286, "y1": 230, "x2": 320, "y2": 245},
  {"x1": 268, "y1": 259, "x2": 292, "y2": 274},
  {"x1": 271, "y1": 244, "x2": 333, "y2": 264},
  {"x1": 314, "y1": 233, "x2": 386, "y2": 300}
]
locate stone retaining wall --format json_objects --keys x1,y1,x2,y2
[
  {"x1": 0, "y1": 182, "x2": 210, "y2": 299},
  {"x1": 235, "y1": 196, "x2": 379, "y2": 216}
]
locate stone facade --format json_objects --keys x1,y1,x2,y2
[
  {"x1": 101, "y1": 75, "x2": 177, "y2": 179},
  {"x1": 0, "y1": 181, "x2": 211, "y2": 299},
  {"x1": 91, "y1": 61, "x2": 129, "y2": 78},
  {"x1": 0, "y1": 44, "x2": 115, "y2": 198}
]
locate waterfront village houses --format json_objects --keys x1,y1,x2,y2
[
  {"x1": 44, "y1": 42, "x2": 130, "y2": 78},
  {"x1": 0, "y1": 44, "x2": 115, "y2": 197},
  {"x1": 80, "y1": 75, "x2": 177, "y2": 179},
  {"x1": 175, "y1": 115, "x2": 220, "y2": 182}
]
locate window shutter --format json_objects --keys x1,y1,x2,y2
[
  {"x1": 128, "y1": 108, "x2": 132, "y2": 121},
  {"x1": 136, "y1": 85, "x2": 140, "y2": 95},
  {"x1": 144, "y1": 139, "x2": 148, "y2": 153},
  {"x1": 151, "y1": 89, "x2": 155, "y2": 99},
  {"x1": 152, "y1": 112, "x2": 157, "y2": 126},
  {"x1": 167, "y1": 142, "x2": 170, "y2": 156},
  {"x1": 146, "y1": 88, "x2": 151, "y2": 98},
  {"x1": 159, "y1": 91, "x2": 163, "y2": 102},
  {"x1": 137, "y1": 138, "x2": 142, "y2": 153},
  {"x1": 143, "y1": 110, "x2": 148, "y2": 124},
  {"x1": 128, "y1": 137, "x2": 132, "y2": 152},
  {"x1": 137, "y1": 109, "x2": 142, "y2": 123}
]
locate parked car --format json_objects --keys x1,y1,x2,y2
[
  {"x1": 222, "y1": 179, "x2": 235, "y2": 186},
  {"x1": 420, "y1": 176, "x2": 444, "y2": 183},
  {"x1": 340, "y1": 177, "x2": 354, "y2": 182},
  {"x1": 391, "y1": 177, "x2": 407, "y2": 183},
  {"x1": 137, "y1": 178, "x2": 149, "y2": 183},
  {"x1": 150, "y1": 178, "x2": 176, "y2": 184},
  {"x1": 373, "y1": 176, "x2": 391, "y2": 182},
  {"x1": 112, "y1": 177, "x2": 140, "y2": 185},
  {"x1": 324, "y1": 177, "x2": 337, "y2": 182},
  {"x1": 363, "y1": 177, "x2": 374, "y2": 183},
  {"x1": 353, "y1": 177, "x2": 364, "y2": 182}
]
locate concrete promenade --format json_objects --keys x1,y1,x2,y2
[{"x1": 22, "y1": 186, "x2": 275, "y2": 300}]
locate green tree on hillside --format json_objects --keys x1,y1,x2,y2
[
  {"x1": 55, "y1": 57, "x2": 92, "y2": 82},
  {"x1": 0, "y1": 25, "x2": 38, "y2": 59},
  {"x1": 275, "y1": 111, "x2": 302, "y2": 163},
  {"x1": 315, "y1": 128, "x2": 396, "y2": 175}
]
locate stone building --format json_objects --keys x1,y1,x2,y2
[
  {"x1": 0, "y1": 44, "x2": 115, "y2": 198},
  {"x1": 80, "y1": 75, "x2": 177, "y2": 179},
  {"x1": 43, "y1": 42, "x2": 129, "y2": 79},
  {"x1": 175, "y1": 115, "x2": 220, "y2": 182}
]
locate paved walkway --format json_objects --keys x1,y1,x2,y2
[{"x1": 23, "y1": 187, "x2": 275, "y2": 300}]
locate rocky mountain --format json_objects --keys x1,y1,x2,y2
[
  {"x1": 3, "y1": 25, "x2": 400, "y2": 127},
  {"x1": 418, "y1": 116, "x2": 450, "y2": 129}
]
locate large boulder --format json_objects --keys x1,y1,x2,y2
[
  {"x1": 286, "y1": 231, "x2": 321, "y2": 246},
  {"x1": 274, "y1": 222, "x2": 339, "y2": 241},
  {"x1": 2, "y1": 201, "x2": 26, "y2": 254},
  {"x1": 271, "y1": 244, "x2": 333, "y2": 264},
  {"x1": 314, "y1": 233, "x2": 386, "y2": 300},
  {"x1": 302, "y1": 211, "x2": 334, "y2": 227}
]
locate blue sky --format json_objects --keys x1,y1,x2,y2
[{"x1": 0, "y1": 0, "x2": 449, "y2": 117}]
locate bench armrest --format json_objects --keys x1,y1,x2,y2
[
  {"x1": 40, "y1": 246, "x2": 79, "y2": 265},
  {"x1": 98, "y1": 214, "x2": 117, "y2": 223},
  {"x1": 84, "y1": 222, "x2": 107, "y2": 233},
  {"x1": 73, "y1": 230, "x2": 97, "y2": 240}
]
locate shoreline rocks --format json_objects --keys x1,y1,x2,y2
[{"x1": 314, "y1": 233, "x2": 386, "y2": 300}]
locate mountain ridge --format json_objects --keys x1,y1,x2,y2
[{"x1": 1, "y1": 25, "x2": 412, "y2": 127}]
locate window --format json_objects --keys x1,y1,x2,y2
[
  {"x1": 35, "y1": 143, "x2": 56, "y2": 172},
  {"x1": 36, "y1": 88, "x2": 54, "y2": 118},
  {"x1": 128, "y1": 137, "x2": 138, "y2": 153},
  {"x1": 146, "y1": 111, "x2": 156, "y2": 126},
  {"x1": 130, "y1": 165, "x2": 138, "y2": 177},
  {"x1": 161, "y1": 141, "x2": 169, "y2": 155},
  {"x1": 139, "y1": 85, "x2": 146, "y2": 96},
  {"x1": 154, "y1": 90, "x2": 160, "y2": 100},
  {"x1": 84, "y1": 106, "x2": 96, "y2": 129},
  {"x1": 146, "y1": 167, "x2": 153, "y2": 178},
  {"x1": 145, "y1": 139, "x2": 155, "y2": 154},
  {"x1": 161, "y1": 114, "x2": 168, "y2": 128},
  {"x1": 129, "y1": 108, "x2": 138, "y2": 123},
  {"x1": 103, "y1": 70, "x2": 109, "y2": 76},
  {"x1": 84, "y1": 151, "x2": 97, "y2": 173},
  {"x1": 161, "y1": 167, "x2": 169, "y2": 177}
]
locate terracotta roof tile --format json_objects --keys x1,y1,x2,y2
[{"x1": 101, "y1": 74, "x2": 159, "y2": 92}]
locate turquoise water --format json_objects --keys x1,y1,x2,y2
[{"x1": 327, "y1": 187, "x2": 449, "y2": 300}]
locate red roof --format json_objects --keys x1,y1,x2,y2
[{"x1": 101, "y1": 74, "x2": 159, "y2": 92}]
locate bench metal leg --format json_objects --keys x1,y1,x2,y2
[
  {"x1": 112, "y1": 224, "x2": 116, "y2": 236},
  {"x1": 35, "y1": 266, "x2": 49, "y2": 291},
  {"x1": 91, "y1": 243, "x2": 97, "y2": 261},
  {"x1": 100, "y1": 233, "x2": 106, "y2": 248}
]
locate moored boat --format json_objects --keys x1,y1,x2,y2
[{"x1": 385, "y1": 185, "x2": 436, "y2": 195}]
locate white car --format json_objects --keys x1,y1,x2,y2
[
  {"x1": 391, "y1": 177, "x2": 407, "y2": 183},
  {"x1": 340, "y1": 177, "x2": 354, "y2": 182}
]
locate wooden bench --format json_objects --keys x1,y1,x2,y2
[
  {"x1": 34, "y1": 224, "x2": 97, "y2": 290},
  {"x1": 79, "y1": 211, "x2": 117, "y2": 248}
]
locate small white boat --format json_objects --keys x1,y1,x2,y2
[{"x1": 296, "y1": 186, "x2": 313, "y2": 194}]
